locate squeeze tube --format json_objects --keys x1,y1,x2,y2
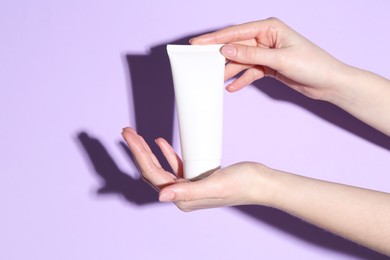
[{"x1": 167, "y1": 44, "x2": 225, "y2": 180}]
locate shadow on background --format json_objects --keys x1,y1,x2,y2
[
  {"x1": 252, "y1": 77, "x2": 390, "y2": 151},
  {"x1": 236, "y1": 205, "x2": 388, "y2": 259},
  {"x1": 122, "y1": 34, "x2": 200, "y2": 171},
  {"x1": 77, "y1": 132, "x2": 157, "y2": 205},
  {"x1": 75, "y1": 33, "x2": 389, "y2": 259}
]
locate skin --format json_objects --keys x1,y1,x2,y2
[{"x1": 122, "y1": 18, "x2": 390, "y2": 255}]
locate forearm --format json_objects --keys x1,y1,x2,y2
[
  {"x1": 325, "y1": 65, "x2": 390, "y2": 136},
  {"x1": 262, "y1": 169, "x2": 390, "y2": 255}
]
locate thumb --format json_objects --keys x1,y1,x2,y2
[
  {"x1": 159, "y1": 181, "x2": 207, "y2": 202},
  {"x1": 221, "y1": 44, "x2": 279, "y2": 69}
]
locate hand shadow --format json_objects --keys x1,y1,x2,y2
[
  {"x1": 74, "y1": 33, "x2": 202, "y2": 205},
  {"x1": 236, "y1": 205, "x2": 388, "y2": 259},
  {"x1": 76, "y1": 131, "x2": 157, "y2": 205},
  {"x1": 252, "y1": 77, "x2": 390, "y2": 151}
]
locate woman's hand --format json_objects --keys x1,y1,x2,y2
[
  {"x1": 192, "y1": 18, "x2": 390, "y2": 135},
  {"x1": 121, "y1": 127, "x2": 275, "y2": 212},
  {"x1": 191, "y1": 17, "x2": 347, "y2": 101},
  {"x1": 122, "y1": 127, "x2": 390, "y2": 254}
]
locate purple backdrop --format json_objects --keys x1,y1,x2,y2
[{"x1": 1, "y1": 1, "x2": 389, "y2": 259}]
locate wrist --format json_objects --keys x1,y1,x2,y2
[
  {"x1": 248, "y1": 163, "x2": 282, "y2": 207},
  {"x1": 316, "y1": 61, "x2": 352, "y2": 103},
  {"x1": 251, "y1": 165, "x2": 306, "y2": 210},
  {"x1": 321, "y1": 64, "x2": 390, "y2": 136}
]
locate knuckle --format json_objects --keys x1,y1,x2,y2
[
  {"x1": 274, "y1": 49, "x2": 288, "y2": 69},
  {"x1": 241, "y1": 46, "x2": 261, "y2": 64},
  {"x1": 241, "y1": 46, "x2": 255, "y2": 61},
  {"x1": 265, "y1": 17, "x2": 281, "y2": 23},
  {"x1": 249, "y1": 67, "x2": 264, "y2": 81}
]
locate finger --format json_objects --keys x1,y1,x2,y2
[
  {"x1": 221, "y1": 44, "x2": 280, "y2": 70},
  {"x1": 122, "y1": 128, "x2": 160, "y2": 167},
  {"x1": 122, "y1": 128, "x2": 176, "y2": 188},
  {"x1": 122, "y1": 128, "x2": 160, "y2": 173},
  {"x1": 155, "y1": 137, "x2": 183, "y2": 178},
  {"x1": 224, "y1": 61, "x2": 252, "y2": 81},
  {"x1": 226, "y1": 66, "x2": 266, "y2": 92},
  {"x1": 190, "y1": 20, "x2": 268, "y2": 44},
  {"x1": 159, "y1": 178, "x2": 218, "y2": 202},
  {"x1": 122, "y1": 128, "x2": 157, "y2": 160},
  {"x1": 138, "y1": 134, "x2": 162, "y2": 168},
  {"x1": 159, "y1": 181, "x2": 229, "y2": 212}
]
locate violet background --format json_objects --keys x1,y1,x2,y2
[{"x1": 1, "y1": 0, "x2": 389, "y2": 259}]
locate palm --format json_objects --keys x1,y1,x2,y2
[{"x1": 122, "y1": 127, "x2": 269, "y2": 211}]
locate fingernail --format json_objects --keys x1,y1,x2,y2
[
  {"x1": 159, "y1": 190, "x2": 175, "y2": 202},
  {"x1": 226, "y1": 86, "x2": 234, "y2": 92},
  {"x1": 123, "y1": 127, "x2": 136, "y2": 134},
  {"x1": 221, "y1": 44, "x2": 237, "y2": 57}
]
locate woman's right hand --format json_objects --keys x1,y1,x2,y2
[{"x1": 190, "y1": 18, "x2": 347, "y2": 101}]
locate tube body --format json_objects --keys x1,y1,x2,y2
[{"x1": 167, "y1": 44, "x2": 225, "y2": 180}]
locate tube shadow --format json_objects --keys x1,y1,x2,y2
[
  {"x1": 123, "y1": 34, "x2": 200, "y2": 171},
  {"x1": 75, "y1": 32, "x2": 389, "y2": 259}
]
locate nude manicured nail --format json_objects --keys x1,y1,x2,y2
[
  {"x1": 221, "y1": 45, "x2": 237, "y2": 57},
  {"x1": 159, "y1": 190, "x2": 175, "y2": 202},
  {"x1": 122, "y1": 127, "x2": 136, "y2": 134}
]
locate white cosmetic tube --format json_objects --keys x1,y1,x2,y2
[{"x1": 167, "y1": 44, "x2": 225, "y2": 180}]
